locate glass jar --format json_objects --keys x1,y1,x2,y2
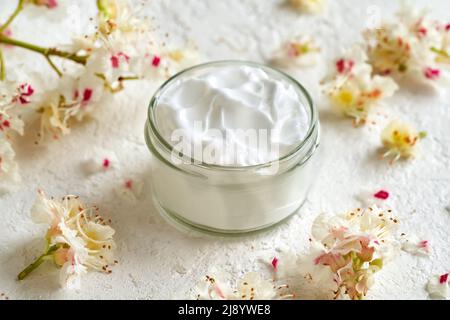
[{"x1": 145, "y1": 61, "x2": 320, "y2": 235}]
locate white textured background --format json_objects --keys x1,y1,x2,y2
[{"x1": 0, "y1": 0, "x2": 449, "y2": 299}]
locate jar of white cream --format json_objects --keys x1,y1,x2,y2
[{"x1": 145, "y1": 61, "x2": 320, "y2": 234}]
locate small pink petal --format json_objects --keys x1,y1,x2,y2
[
  {"x1": 374, "y1": 190, "x2": 389, "y2": 200},
  {"x1": 83, "y1": 88, "x2": 93, "y2": 102},
  {"x1": 271, "y1": 257, "x2": 279, "y2": 270},
  {"x1": 102, "y1": 158, "x2": 110, "y2": 168},
  {"x1": 424, "y1": 67, "x2": 440, "y2": 80},
  {"x1": 118, "y1": 52, "x2": 130, "y2": 63},
  {"x1": 418, "y1": 27, "x2": 427, "y2": 37},
  {"x1": 111, "y1": 55, "x2": 120, "y2": 68},
  {"x1": 336, "y1": 58, "x2": 354, "y2": 74},
  {"x1": 124, "y1": 180, "x2": 133, "y2": 189},
  {"x1": 439, "y1": 273, "x2": 448, "y2": 284},
  {"x1": 214, "y1": 285, "x2": 226, "y2": 299},
  {"x1": 152, "y1": 56, "x2": 161, "y2": 67},
  {"x1": 314, "y1": 254, "x2": 325, "y2": 265},
  {"x1": 418, "y1": 240, "x2": 429, "y2": 249},
  {"x1": 46, "y1": 0, "x2": 58, "y2": 8}
]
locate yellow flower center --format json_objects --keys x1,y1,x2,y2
[{"x1": 336, "y1": 90, "x2": 354, "y2": 105}]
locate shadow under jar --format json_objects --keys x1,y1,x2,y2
[{"x1": 145, "y1": 61, "x2": 320, "y2": 235}]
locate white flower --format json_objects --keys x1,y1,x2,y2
[
  {"x1": 381, "y1": 120, "x2": 425, "y2": 163},
  {"x1": 164, "y1": 47, "x2": 200, "y2": 75},
  {"x1": 115, "y1": 178, "x2": 143, "y2": 203},
  {"x1": 132, "y1": 46, "x2": 200, "y2": 80},
  {"x1": 0, "y1": 71, "x2": 43, "y2": 108},
  {"x1": 19, "y1": 191, "x2": 117, "y2": 288},
  {"x1": 235, "y1": 272, "x2": 283, "y2": 300},
  {"x1": 302, "y1": 206, "x2": 399, "y2": 299},
  {"x1": 271, "y1": 35, "x2": 320, "y2": 67},
  {"x1": 426, "y1": 273, "x2": 449, "y2": 299},
  {"x1": 1, "y1": 78, "x2": 39, "y2": 144},
  {"x1": 400, "y1": 235, "x2": 430, "y2": 257},
  {"x1": 97, "y1": 0, "x2": 146, "y2": 36},
  {"x1": 196, "y1": 272, "x2": 232, "y2": 300},
  {"x1": 58, "y1": 74, "x2": 104, "y2": 120},
  {"x1": 0, "y1": 138, "x2": 20, "y2": 193},
  {"x1": 271, "y1": 253, "x2": 298, "y2": 280},
  {"x1": 196, "y1": 272, "x2": 289, "y2": 300},
  {"x1": 36, "y1": 90, "x2": 70, "y2": 141},
  {"x1": 355, "y1": 189, "x2": 391, "y2": 207},
  {"x1": 364, "y1": 6, "x2": 450, "y2": 86},
  {"x1": 82, "y1": 148, "x2": 118, "y2": 175},
  {"x1": 322, "y1": 47, "x2": 398, "y2": 125},
  {"x1": 289, "y1": 0, "x2": 327, "y2": 14},
  {"x1": 36, "y1": 74, "x2": 104, "y2": 142}
]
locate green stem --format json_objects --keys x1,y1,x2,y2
[
  {"x1": 0, "y1": 35, "x2": 88, "y2": 65},
  {"x1": 45, "y1": 55, "x2": 63, "y2": 77},
  {"x1": 118, "y1": 75, "x2": 140, "y2": 81},
  {"x1": 431, "y1": 47, "x2": 449, "y2": 57},
  {"x1": 95, "y1": 73, "x2": 140, "y2": 93},
  {"x1": 97, "y1": 0, "x2": 106, "y2": 14},
  {"x1": 17, "y1": 253, "x2": 50, "y2": 280},
  {"x1": 97, "y1": 0, "x2": 111, "y2": 18},
  {"x1": 0, "y1": 48, "x2": 5, "y2": 81},
  {"x1": 0, "y1": 0, "x2": 24, "y2": 34},
  {"x1": 431, "y1": 46, "x2": 450, "y2": 63},
  {"x1": 17, "y1": 244, "x2": 60, "y2": 281}
]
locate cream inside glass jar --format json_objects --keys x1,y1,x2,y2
[{"x1": 145, "y1": 61, "x2": 320, "y2": 234}]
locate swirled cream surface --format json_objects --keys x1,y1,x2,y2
[{"x1": 154, "y1": 65, "x2": 309, "y2": 166}]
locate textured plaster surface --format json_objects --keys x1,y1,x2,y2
[{"x1": 0, "y1": 0, "x2": 449, "y2": 299}]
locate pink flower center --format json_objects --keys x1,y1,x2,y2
[
  {"x1": 102, "y1": 158, "x2": 110, "y2": 168},
  {"x1": 417, "y1": 27, "x2": 427, "y2": 37},
  {"x1": 47, "y1": 0, "x2": 58, "y2": 8},
  {"x1": 110, "y1": 52, "x2": 130, "y2": 69},
  {"x1": 271, "y1": 257, "x2": 279, "y2": 270},
  {"x1": 424, "y1": 67, "x2": 440, "y2": 80},
  {"x1": 445, "y1": 23, "x2": 450, "y2": 32},
  {"x1": 125, "y1": 180, "x2": 133, "y2": 189},
  {"x1": 287, "y1": 44, "x2": 297, "y2": 57},
  {"x1": 152, "y1": 55, "x2": 161, "y2": 67},
  {"x1": 439, "y1": 273, "x2": 448, "y2": 284},
  {"x1": 0, "y1": 120, "x2": 10, "y2": 130},
  {"x1": 418, "y1": 240, "x2": 429, "y2": 249},
  {"x1": 336, "y1": 58, "x2": 354, "y2": 74},
  {"x1": 111, "y1": 56, "x2": 120, "y2": 68},
  {"x1": 374, "y1": 190, "x2": 389, "y2": 200},
  {"x1": 37, "y1": 0, "x2": 57, "y2": 8},
  {"x1": 14, "y1": 83, "x2": 34, "y2": 105},
  {"x1": 73, "y1": 88, "x2": 93, "y2": 105},
  {"x1": 83, "y1": 88, "x2": 93, "y2": 102}
]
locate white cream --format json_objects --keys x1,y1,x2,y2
[{"x1": 155, "y1": 65, "x2": 309, "y2": 166}]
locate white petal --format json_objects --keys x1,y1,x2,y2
[
  {"x1": 59, "y1": 260, "x2": 87, "y2": 289},
  {"x1": 401, "y1": 235, "x2": 430, "y2": 257},
  {"x1": 82, "y1": 148, "x2": 118, "y2": 175},
  {"x1": 30, "y1": 190, "x2": 54, "y2": 224},
  {"x1": 426, "y1": 274, "x2": 449, "y2": 299}
]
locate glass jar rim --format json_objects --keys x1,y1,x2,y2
[{"x1": 147, "y1": 60, "x2": 319, "y2": 171}]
